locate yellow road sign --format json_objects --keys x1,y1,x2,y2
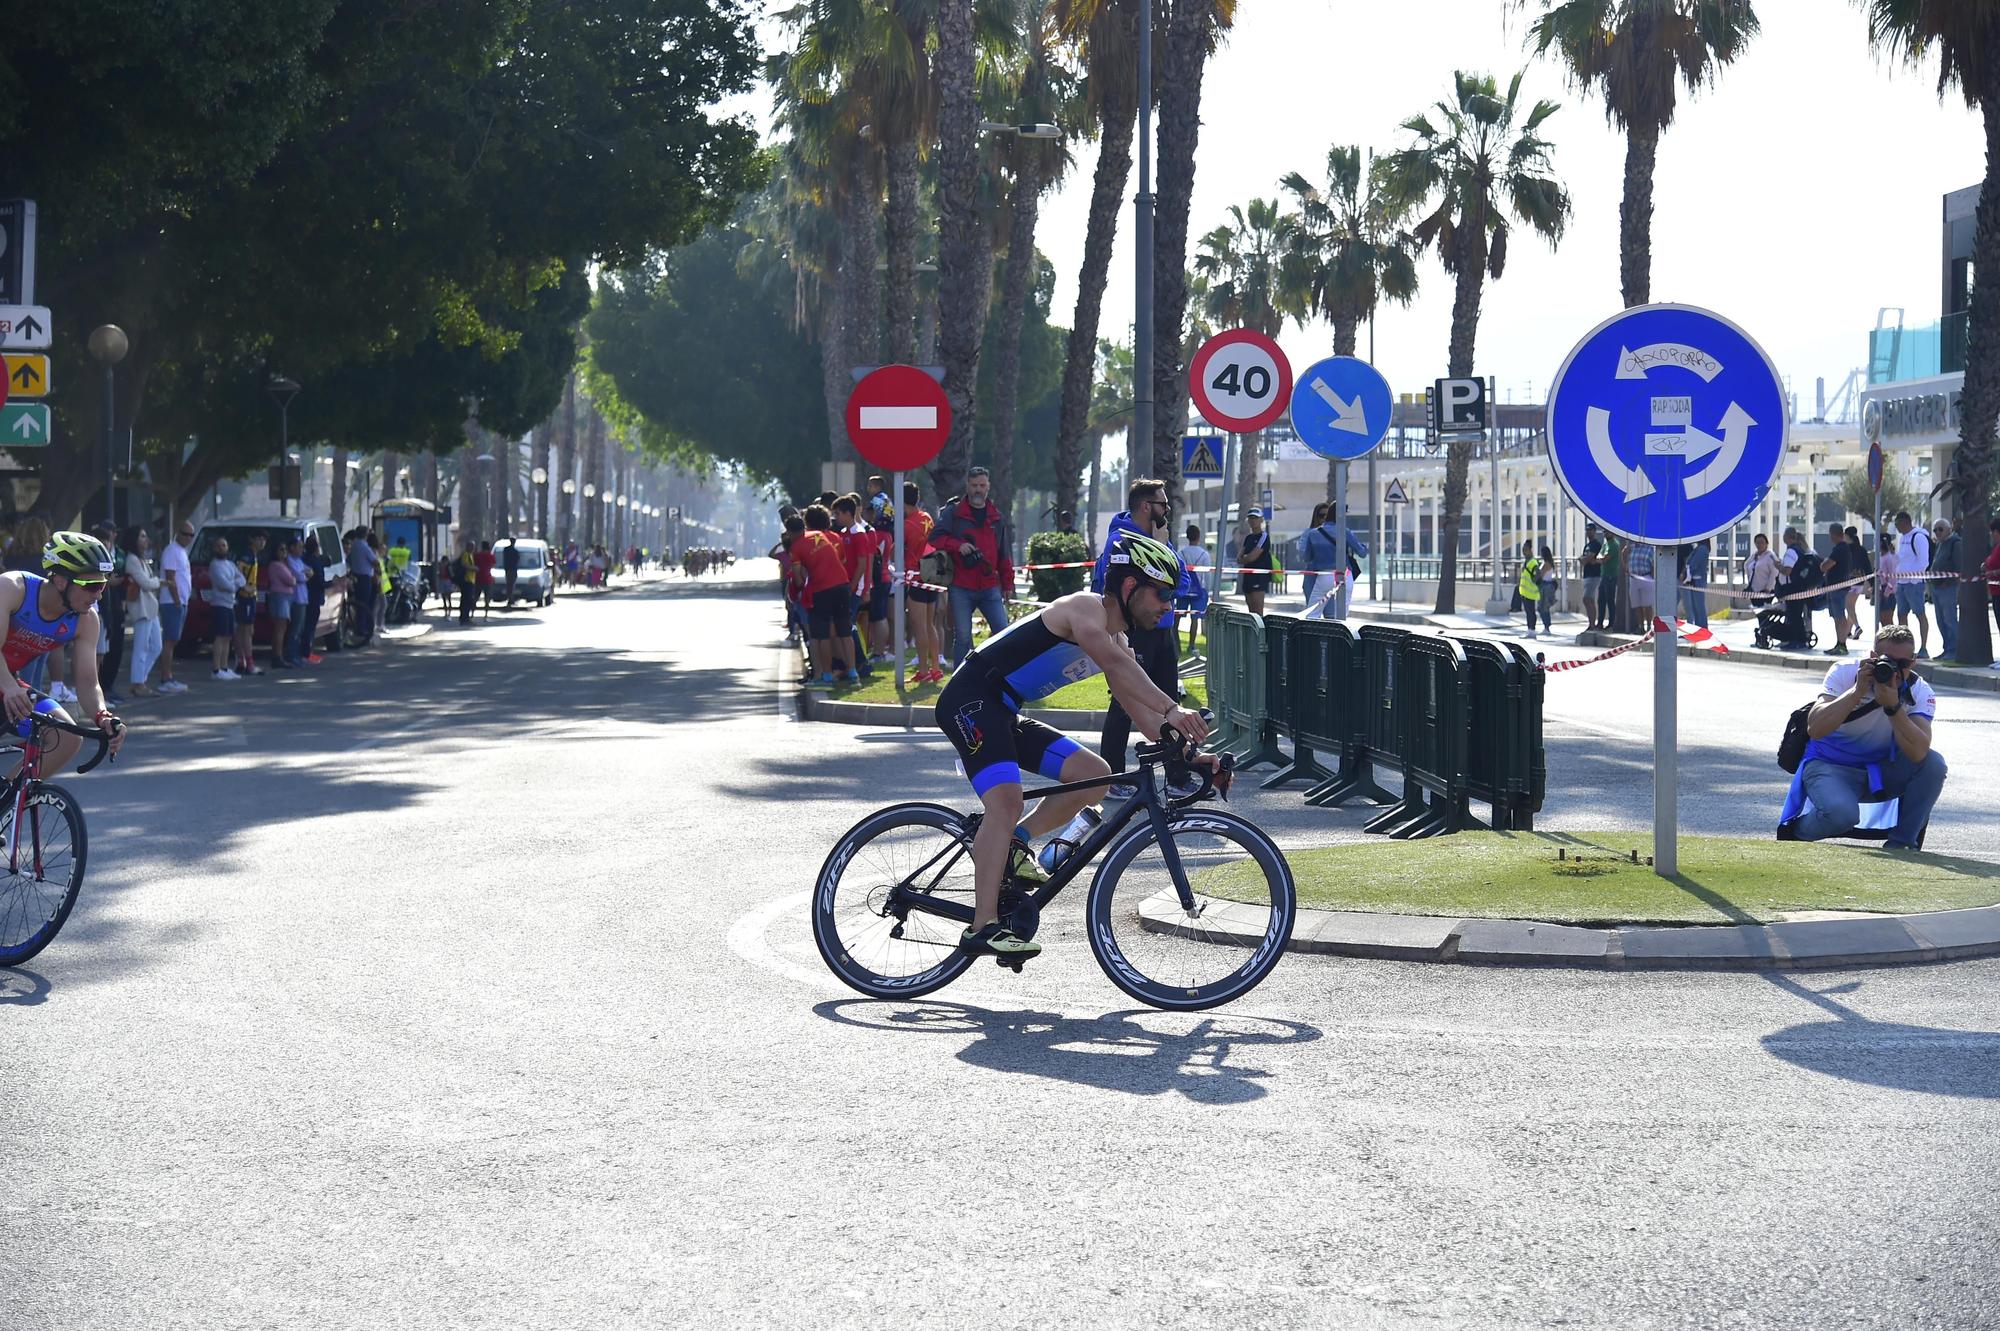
[{"x1": 3, "y1": 353, "x2": 49, "y2": 397}]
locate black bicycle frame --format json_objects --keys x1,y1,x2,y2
[{"x1": 883, "y1": 743, "x2": 1207, "y2": 929}]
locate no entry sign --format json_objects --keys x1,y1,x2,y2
[
  {"x1": 845, "y1": 365, "x2": 952, "y2": 470},
  {"x1": 1188, "y1": 328, "x2": 1292, "y2": 434}
]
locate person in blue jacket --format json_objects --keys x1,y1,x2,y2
[{"x1": 1092, "y1": 477, "x2": 1183, "y2": 780}]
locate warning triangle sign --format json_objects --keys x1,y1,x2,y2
[
  {"x1": 1185, "y1": 438, "x2": 1220, "y2": 474},
  {"x1": 1384, "y1": 478, "x2": 1410, "y2": 504}
]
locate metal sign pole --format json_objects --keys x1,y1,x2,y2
[
  {"x1": 893, "y1": 469, "x2": 907, "y2": 696},
  {"x1": 1212, "y1": 432, "x2": 1237, "y2": 603},
  {"x1": 1367, "y1": 451, "x2": 1378, "y2": 601},
  {"x1": 1488, "y1": 375, "x2": 1501, "y2": 605},
  {"x1": 1654, "y1": 543, "x2": 1677, "y2": 876},
  {"x1": 1333, "y1": 460, "x2": 1350, "y2": 618}
]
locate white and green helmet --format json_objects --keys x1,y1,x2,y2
[{"x1": 1107, "y1": 532, "x2": 1180, "y2": 589}]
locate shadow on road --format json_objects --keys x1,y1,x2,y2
[
  {"x1": 814, "y1": 999, "x2": 1320, "y2": 1103},
  {"x1": 1759, "y1": 974, "x2": 2000, "y2": 1100},
  {"x1": 0, "y1": 965, "x2": 50, "y2": 1005}
]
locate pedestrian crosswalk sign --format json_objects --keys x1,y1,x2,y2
[
  {"x1": 1182, "y1": 434, "x2": 1224, "y2": 479},
  {"x1": 1384, "y1": 478, "x2": 1410, "y2": 504}
]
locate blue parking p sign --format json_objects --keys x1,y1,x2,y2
[{"x1": 1546, "y1": 304, "x2": 1787, "y2": 546}]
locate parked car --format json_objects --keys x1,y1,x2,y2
[
  {"x1": 497, "y1": 538, "x2": 556, "y2": 607},
  {"x1": 183, "y1": 517, "x2": 351, "y2": 654}
]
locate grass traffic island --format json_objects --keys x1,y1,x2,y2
[{"x1": 1269, "y1": 831, "x2": 2000, "y2": 927}]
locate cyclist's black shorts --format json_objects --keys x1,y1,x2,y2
[{"x1": 935, "y1": 670, "x2": 1081, "y2": 797}]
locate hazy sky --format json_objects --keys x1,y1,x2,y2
[{"x1": 743, "y1": 0, "x2": 1985, "y2": 412}]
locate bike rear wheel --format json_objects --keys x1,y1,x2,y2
[
  {"x1": 1086, "y1": 807, "x2": 1294, "y2": 1011},
  {"x1": 813, "y1": 802, "x2": 978, "y2": 999},
  {"x1": 0, "y1": 783, "x2": 89, "y2": 967}
]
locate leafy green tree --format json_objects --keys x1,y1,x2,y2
[
  {"x1": 1861, "y1": 0, "x2": 2000, "y2": 665},
  {"x1": 1519, "y1": 0, "x2": 1759, "y2": 307},
  {"x1": 588, "y1": 229, "x2": 829, "y2": 502},
  {"x1": 1383, "y1": 70, "x2": 1570, "y2": 612},
  {"x1": 1837, "y1": 462, "x2": 1913, "y2": 526}
]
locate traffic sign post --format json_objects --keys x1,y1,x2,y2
[
  {"x1": 1189, "y1": 329, "x2": 1292, "y2": 436},
  {"x1": 845, "y1": 365, "x2": 953, "y2": 698},
  {"x1": 0, "y1": 306, "x2": 50, "y2": 351},
  {"x1": 1547, "y1": 304, "x2": 1789, "y2": 878},
  {"x1": 1290, "y1": 355, "x2": 1394, "y2": 619},
  {"x1": 1868, "y1": 437, "x2": 1885, "y2": 557}
]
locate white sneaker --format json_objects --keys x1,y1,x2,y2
[
  {"x1": 159, "y1": 679, "x2": 188, "y2": 694},
  {"x1": 213, "y1": 668, "x2": 240, "y2": 681},
  {"x1": 51, "y1": 682, "x2": 77, "y2": 703},
  {"x1": 1525, "y1": 630, "x2": 1538, "y2": 639}
]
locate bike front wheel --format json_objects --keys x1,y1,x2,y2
[
  {"x1": 1086, "y1": 807, "x2": 1295, "y2": 1011},
  {"x1": 0, "y1": 783, "x2": 89, "y2": 967},
  {"x1": 812, "y1": 802, "x2": 978, "y2": 1000}
]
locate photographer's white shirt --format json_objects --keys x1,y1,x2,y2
[{"x1": 1818, "y1": 661, "x2": 1936, "y2": 765}]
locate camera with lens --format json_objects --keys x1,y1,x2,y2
[
  {"x1": 1870, "y1": 657, "x2": 1900, "y2": 685},
  {"x1": 960, "y1": 545, "x2": 985, "y2": 567}
]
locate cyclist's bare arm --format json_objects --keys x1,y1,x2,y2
[
  {"x1": 64, "y1": 614, "x2": 124, "y2": 756},
  {"x1": 0, "y1": 575, "x2": 31, "y2": 724},
  {"x1": 1045, "y1": 594, "x2": 1206, "y2": 745}
]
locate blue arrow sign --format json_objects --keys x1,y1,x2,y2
[
  {"x1": 1288, "y1": 356, "x2": 1392, "y2": 460},
  {"x1": 1182, "y1": 434, "x2": 1224, "y2": 479},
  {"x1": 1546, "y1": 304, "x2": 1787, "y2": 545}
]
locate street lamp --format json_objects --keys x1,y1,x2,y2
[
  {"x1": 561, "y1": 477, "x2": 576, "y2": 545},
  {"x1": 87, "y1": 325, "x2": 128, "y2": 526},
  {"x1": 531, "y1": 465, "x2": 548, "y2": 539},
  {"x1": 268, "y1": 375, "x2": 300, "y2": 516}
]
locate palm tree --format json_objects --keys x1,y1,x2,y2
[
  {"x1": 1194, "y1": 197, "x2": 1301, "y2": 522},
  {"x1": 1383, "y1": 69, "x2": 1570, "y2": 613},
  {"x1": 1050, "y1": 0, "x2": 1138, "y2": 524},
  {"x1": 933, "y1": 0, "x2": 987, "y2": 501},
  {"x1": 1148, "y1": 0, "x2": 1238, "y2": 493},
  {"x1": 1280, "y1": 145, "x2": 1420, "y2": 499},
  {"x1": 1862, "y1": 0, "x2": 2000, "y2": 666},
  {"x1": 988, "y1": 2, "x2": 1074, "y2": 524},
  {"x1": 1519, "y1": 0, "x2": 1759, "y2": 308}
]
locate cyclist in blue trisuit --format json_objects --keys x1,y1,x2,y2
[
  {"x1": 935, "y1": 532, "x2": 1212, "y2": 960},
  {"x1": 0, "y1": 531, "x2": 128, "y2": 775}
]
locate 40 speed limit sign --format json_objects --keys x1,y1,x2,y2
[{"x1": 1188, "y1": 328, "x2": 1292, "y2": 434}]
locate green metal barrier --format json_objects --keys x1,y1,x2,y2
[
  {"x1": 1362, "y1": 634, "x2": 1469, "y2": 839},
  {"x1": 1206, "y1": 610, "x2": 1270, "y2": 763},
  {"x1": 1258, "y1": 615, "x2": 1331, "y2": 787}
]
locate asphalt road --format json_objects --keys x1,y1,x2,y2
[{"x1": 6, "y1": 570, "x2": 1996, "y2": 1330}]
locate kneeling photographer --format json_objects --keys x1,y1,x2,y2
[{"x1": 1779, "y1": 625, "x2": 1947, "y2": 849}]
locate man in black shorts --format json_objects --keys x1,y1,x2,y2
[
  {"x1": 1235, "y1": 510, "x2": 1272, "y2": 615},
  {"x1": 936, "y1": 533, "x2": 1212, "y2": 960}
]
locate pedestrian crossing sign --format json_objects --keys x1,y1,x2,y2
[
  {"x1": 1182, "y1": 434, "x2": 1224, "y2": 479},
  {"x1": 1384, "y1": 478, "x2": 1410, "y2": 504}
]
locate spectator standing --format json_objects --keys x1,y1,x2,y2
[
  {"x1": 1818, "y1": 523, "x2": 1855, "y2": 655},
  {"x1": 1579, "y1": 524, "x2": 1605, "y2": 629},
  {"x1": 284, "y1": 539, "x2": 311, "y2": 664},
  {"x1": 93, "y1": 522, "x2": 128, "y2": 705},
  {"x1": 1893, "y1": 511, "x2": 1933, "y2": 657},
  {"x1": 1746, "y1": 532, "x2": 1780, "y2": 606},
  {"x1": 1235, "y1": 511, "x2": 1272, "y2": 616},
  {"x1": 1844, "y1": 526, "x2": 1874, "y2": 635},
  {"x1": 1092, "y1": 476, "x2": 1182, "y2": 776},
  {"x1": 1929, "y1": 518, "x2": 1960, "y2": 660},
  {"x1": 234, "y1": 531, "x2": 265, "y2": 675},
  {"x1": 1299, "y1": 502, "x2": 1342, "y2": 611},
  {"x1": 793, "y1": 504, "x2": 857, "y2": 685},
  {"x1": 123, "y1": 525, "x2": 163, "y2": 697},
  {"x1": 1872, "y1": 532, "x2": 1897, "y2": 631},
  {"x1": 347, "y1": 528, "x2": 378, "y2": 638},
  {"x1": 1175, "y1": 523, "x2": 1211, "y2": 653},
  {"x1": 300, "y1": 535, "x2": 328, "y2": 664},
  {"x1": 501, "y1": 537, "x2": 521, "y2": 607},
  {"x1": 264, "y1": 538, "x2": 299, "y2": 668},
  {"x1": 475, "y1": 540, "x2": 497, "y2": 616},
  {"x1": 1681, "y1": 538, "x2": 1711, "y2": 630},
  {"x1": 156, "y1": 519, "x2": 193, "y2": 693},
  {"x1": 456, "y1": 540, "x2": 481, "y2": 625},
  {"x1": 1598, "y1": 532, "x2": 1622, "y2": 633},
  {"x1": 1625, "y1": 541, "x2": 1655, "y2": 634},
  {"x1": 900, "y1": 481, "x2": 943, "y2": 682},
  {"x1": 934, "y1": 466, "x2": 1014, "y2": 666},
  {"x1": 1986, "y1": 516, "x2": 2000, "y2": 669},
  {"x1": 1517, "y1": 543, "x2": 1547, "y2": 638},
  {"x1": 833, "y1": 494, "x2": 880, "y2": 671},
  {"x1": 204, "y1": 537, "x2": 244, "y2": 680}
]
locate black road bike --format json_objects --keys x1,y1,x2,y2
[
  {"x1": 813, "y1": 731, "x2": 1296, "y2": 1011},
  {"x1": 0, "y1": 701, "x2": 115, "y2": 966}
]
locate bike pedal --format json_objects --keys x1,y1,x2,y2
[{"x1": 997, "y1": 957, "x2": 1027, "y2": 973}]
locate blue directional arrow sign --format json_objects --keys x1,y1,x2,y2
[
  {"x1": 1546, "y1": 304, "x2": 1787, "y2": 545},
  {"x1": 1288, "y1": 356, "x2": 1393, "y2": 460}
]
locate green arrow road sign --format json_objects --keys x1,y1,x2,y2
[{"x1": 0, "y1": 402, "x2": 51, "y2": 446}]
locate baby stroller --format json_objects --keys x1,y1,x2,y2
[{"x1": 1752, "y1": 596, "x2": 1815, "y2": 651}]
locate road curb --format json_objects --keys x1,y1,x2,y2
[{"x1": 1215, "y1": 902, "x2": 2000, "y2": 971}]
